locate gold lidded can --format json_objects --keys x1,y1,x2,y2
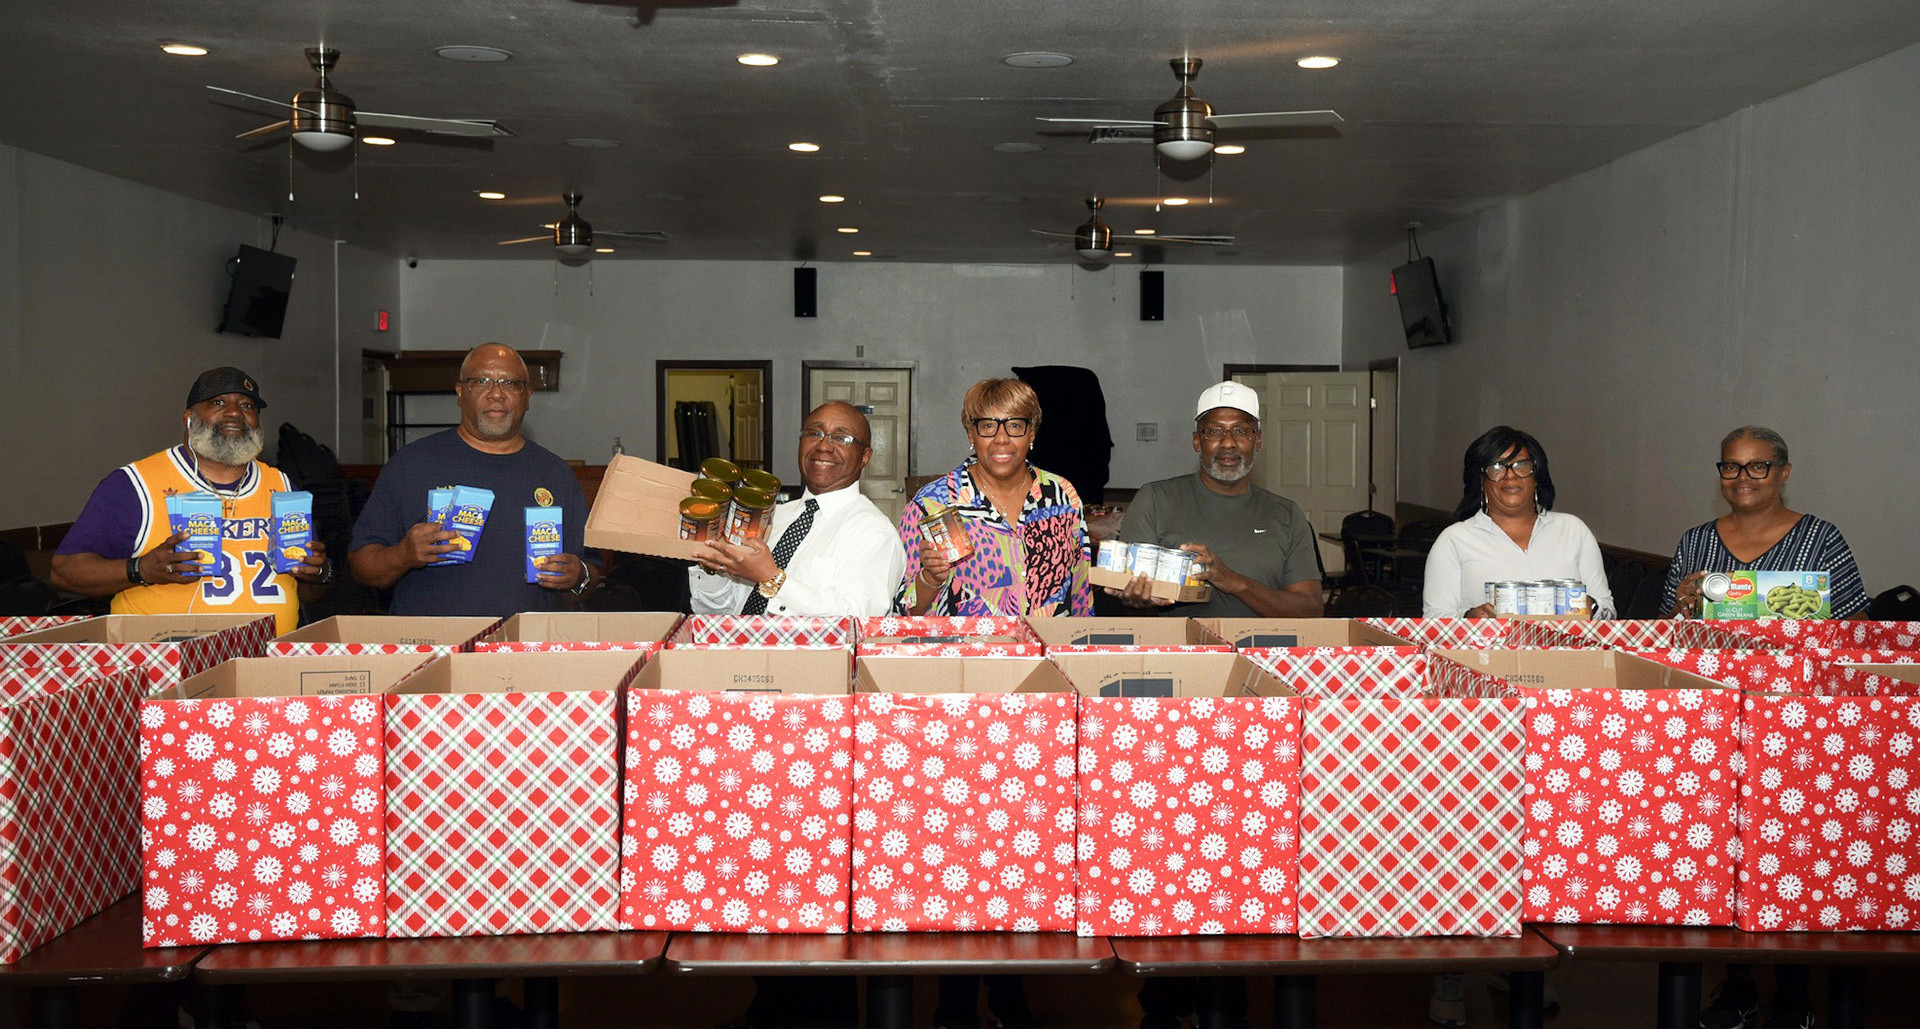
[
  {"x1": 678, "y1": 497, "x2": 725, "y2": 541},
  {"x1": 741, "y1": 468, "x2": 782, "y2": 496},
  {"x1": 918, "y1": 502, "x2": 974, "y2": 563},
  {"x1": 689, "y1": 478, "x2": 733, "y2": 505},
  {"x1": 724, "y1": 486, "x2": 777, "y2": 545},
  {"x1": 700, "y1": 457, "x2": 743, "y2": 487}
]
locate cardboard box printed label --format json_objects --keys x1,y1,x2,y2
[
  {"x1": 524, "y1": 506, "x2": 564, "y2": 583},
  {"x1": 165, "y1": 492, "x2": 223, "y2": 578},
  {"x1": 269, "y1": 491, "x2": 314, "y2": 575},
  {"x1": 1700, "y1": 570, "x2": 1830, "y2": 620}
]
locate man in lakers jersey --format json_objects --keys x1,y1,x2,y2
[{"x1": 51, "y1": 367, "x2": 332, "y2": 635}]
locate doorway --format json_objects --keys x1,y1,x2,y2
[
  {"x1": 656, "y1": 361, "x2": 772, "y2": 471},
  {"x1": 802, "y1": 362, "x2": 914, "y2": 523}
]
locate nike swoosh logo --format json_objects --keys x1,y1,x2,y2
[{"x1": 1253, "y1": 528, "x2": 1269, "y2": 534}]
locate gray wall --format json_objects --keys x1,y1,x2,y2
[
  {"x1": 1343, "y1": 41, "x2": 1920, "y2": 594},
  {"x1": 399, "y1": 260, "x2": 1344, "y2": 488},
  {"x1": 1, "y1": 143, "x2": 397, "y2": 528}
]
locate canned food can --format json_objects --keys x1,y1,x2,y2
[
  {"x1": 1526, "y1": 581, "x2": 1556, "y2": 616},
  {"x1": 918, "y1": 503, "x2": 974, "y2": 564},
  {"x1": 1560, "y1": 579, "x2": 1587, "y2": 615},
  {"x1": 1095, "y1": 539, "x2": 1130, "y2": 573},
  {"x1": 1152, "y1": 547, "x2": 1194, "y2": 586},
  {"x1": 723, "y1": 486, "x2": 777, "y2": 545},
  {"x1": 1130, "y1": 543, "x2": 1166, "y2": 577},
  {"x1": 689, "y1": 478, "x2": 733, "y2": 504},
  {"x1": 1701, "y1": 572, "x2": 1733, "y2": 603},
  {"x1": 1493, "y1": 581, "x2": 1523, "y2": 616},
  {"x1": 741, "y1": 468, "x2": 782, "y2": 496},
  {"x1": 700, "y1": 457, "x2": 743, "y2": 487},
  {"x1": 1485, "y1": 582, "x2": 1497, "y2": 609},
  {"x1": 678, "y1": 497, "x2": 725, "y2": 542}
]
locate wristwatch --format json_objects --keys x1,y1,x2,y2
[
  {"x1": 315, "y1": 560, "x2": 336, "y2": 587},
  {"x1": 126, "y1": 555, "x2": 146, "y2": 586},
  {"x1": 570, "y1": 563, "x2": 594, "y2": 596},
  {"x1": 755, "y1": 569, "x2": 787, "y2": 599}
]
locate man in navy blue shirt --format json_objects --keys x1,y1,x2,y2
[{"x1": 349, "y1": 343, "x2": 591, "y2": 616}]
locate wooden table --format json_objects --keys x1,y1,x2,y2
[
  {"x1": 0, "y1": 896, "x2": 208, "y2": 1029},
  {"x1": 1534, "y1": 923, "x2": 1920, "y2": 1029},
  {"x1": 665, "y1": 932, "x2": 1116, "y2": 1029},
  {"x1": 194, "y1": 929, "x2": 667, "y2": 1029},
  {"x1": 1111, "y1": 931, "x2": 1562, "y2": 1029}
]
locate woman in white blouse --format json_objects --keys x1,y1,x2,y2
[{"x1": 1421, "y1": 426, "x2": 1614, "y2": 618}]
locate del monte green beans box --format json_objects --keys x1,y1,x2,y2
[{"x1": 1700, "y1": 570, "x2": 1831, "y2": 619}]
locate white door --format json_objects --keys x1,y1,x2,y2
[
  {"x1": 1230, "y1": 371, "x2": 1372, "y2": 575},
  {"x1": 1370, "y1": 367, "x2": 1399, "y2": 523},
  {"x1": 732, "y1": 375, "x2": 765, "y2": 465},
  {"x1": 808, "y1": 367, "x2": 912, "y2": 523}
]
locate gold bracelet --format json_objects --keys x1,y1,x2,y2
[{"x1": 919, "y1": 568, "x2": 948, "y2": 591}]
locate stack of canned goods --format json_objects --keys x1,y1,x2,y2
[
  {"x1": 679, "y1": 457, "x2": 782, "y2": 545},
  {"x1": 1096, "y1": 539, "x2": 1207, "y2": 592},
  {"x1": 1485, "y1": 578, "x2": 1588, "y2": 616}
]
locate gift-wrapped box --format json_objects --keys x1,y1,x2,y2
[
  {"x1": 1625, "y1": 648, "x2": 1811, "y2": 694},
  {"x1": 1023, "y1": 617, "x2": 1223, "y2": 652},
  {"x1": 1297, "y1": 687, "x2": 1526, "y2": 938},
  {"x1": 139, "y1": 653, "x2": 432, "y2": 946},
  {"x1": 669, "y1": 615, "x2": 853, "y2": 650},
  {"x1": 384, "y1": 651, "x2": 643, "y2": 938},
  {"x1": 1192, "y1": 618, "x2": 1410, "y2": 650},
  {"x1": 0, "y1": 615, "x2": 89, "y2": 640},
  {"x1": 1436, "y1": 649, "x2": 1740, "y2": 926},
  {"x1": 1363, "y1": 617, "x2": 1523, "y2": 651},
  {"x1": 268, "y1": 615, "x2": 502, "y2": 658},
  {"x1": 1057, "y1": 650, "x2": 1301, "y2": 937},
  {"x1": 478, "y1": 612, "x2": 683, "y2": 652},
  {"x1": 1558, "y1": 619, "x2": 1771, "y2": 652},
  {"x1": 855, "y1": 617, "x2": 1044, "y2": 658},
  {"x1": 1737, "y1": 669, "x2": 1920, "y2": 931},
  {"x1": 0, "y1": 667, "x2": 145, "y2": 962},
  {"x1": 849, "y1": 656, "x2": 1077, "y2": 932},
  {"x1": 1, "y1": 614, "x2": 273, "y2": 698},
  {"x1": 1707, "y1": 619, "x2": 1920, "y2": 653},
  {"x1": 621, "y1": 680, "x2": 853, "y2": 933},
  {"x1": 1243, "y1": 646, "x2": 1428, "y2": 700}
]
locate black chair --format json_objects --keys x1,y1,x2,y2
[
  {"x1": 1624, "y1": 574, "x2": 1667, "y2": 620},
  {"x1": 0, "y1": 541, "x2": 57, "y2": 617},
  {"x1": 1338, "y1": 510, "x2": 1395, "y2": 587},
  {"x1": 1606, "y1": 557, "x2": 1646, "y2": 619},
  {"x1": 1869, "y1": 585, "x2": 1920, "y2": 620}
]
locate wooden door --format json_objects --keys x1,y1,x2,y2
[
  {"x1": 807, "y1": 366, "x2": 912, "y2": 523},
  {"x1": 1230, "y1": 371, "x2": 1372, "y2": 574}
]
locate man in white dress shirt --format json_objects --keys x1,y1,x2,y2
[{"x1": 689, "y1": 400, "x2": 904, "y2": 617}]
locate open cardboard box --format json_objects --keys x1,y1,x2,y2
[
  {"x1": 159, "y1": 651, "x2": 438, "y2": 700},
  {"x1": 1431, "y1": 646, "x2": 1727, "y2": 692},
  {"x1": 1193, "y1": 617, "x2": 1411, "y2": 650},
  {"x1": 0, "y1": 613, "x2": 275, "y2": 697},
  {"x1": 270, "y1": 615, "x2": 503, "y2": 656},
  {"x1": 1048, "y1": 648, "x2": 1292, "y2": 697},
  {"x1": 1086, "y1": 564, "x2": 1210, "y2": 604},
  {"x1": 854, "y1": 653, "x2": 1072, "y2": 694},
  {"x1": 583, "y1": 454, "x2": 704, "y2": 560},
  {"x1": 480, "y1": 611, "x2": 684, "y2": 647},
  {"x1": 640, "y1": 646, "x2": 849, "y2": 695},
  {"x1": 1023, "y1": 616, "x2": 1227, "y2": 651}
]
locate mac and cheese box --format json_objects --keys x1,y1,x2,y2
[
  {"x1": 270, "y1": 491, "x2": 314, "y2": 574},
  {"x1": 524, "y1": 507, "x2": 564, "y2": 583},
  {"x1": 436, "y1": 486, "x2": 493, "y2": 566},
  {"x1": 164, "y1": 492, "x2": 223, "y2": 578}
]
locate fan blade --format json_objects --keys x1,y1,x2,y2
[
  {"x1": 358, "y1": 111, "x2": 514, "y2": 137},
  {"x1": 497, "y1": 237, "x2": 550, "y2": 246},
  {"x1": 1031, "y1": 229, "x2": 1079, "y2": 239},
  {"x1": 235, "y1": 119, "x2": 290, "y2": 141},
  {"x1": 599, "y1": 230, "x2": 670, "y2": 242},
  {"x1": 207, "y1": 85, "x2": 300, "y2": 111},
  {"x1": 1035, "y1": 117, "x2": 1163, "y2": 127},
  {"x1": 1155, "y1": 235, "x2": 1236, "y2": 246},
  {"x1": 1209, "y1": 109, "x2": 1344, "y2": 128}
]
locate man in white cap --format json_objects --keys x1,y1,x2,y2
[{"x1": 1111, "y1": 380, "x2": 1323, "y2": 619}]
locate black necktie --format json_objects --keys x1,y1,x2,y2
[{"x1": 742, "y1": 498, "x2": 818, "y2": 614}]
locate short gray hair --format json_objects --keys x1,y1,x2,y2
[{"x1": 1722, "y1": 425, "x2": 1789, "y2": 463}]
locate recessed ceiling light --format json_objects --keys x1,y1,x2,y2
[
  {"x1": 1213, "y1": 145, "x2": 1246, "y2": 155},
  {"x1": 991, "y1": 142, "x2": 1045, "y2": 154},
  {"x1": 852, "y1": 251, "x2": 872, "y2": 257},
  {"x1": 1134, "y1": 229, "x2": 1156, "y2": 235},
  {"x1": 737, "y1": 53, "x2": 780, "y2": 67},
  {"x1": 435, "y1": 45, "x2": 514, "y2": 63},
  {"x1": 565, "y1": 137, "x2": 622, "y2": 149},
  {"x1": 595, "y1": 247, "x2": 615, "y2": 254},
  {"x1": 1163, "y1": 197, "x2": 1190, "y2": 206},
  {"x1": 1296, "y1": 56, "x2": 1340, "y2": 70},
  {"x1": 788, "y1": 142, "x2": 821, "y2": 153},
  {"x1": 160, "y1": 42, "x2": 208, "y2": 56},
  {"x1": 1003, "y1": 52, "x2": 1074, "y2": 69},
  {"x1": 837, "y1": 227, "x2": 859, "y2": 234},
  {"x1": 361, "y1": 136, "x2": 396, "y2": 146},
  {"x1": 818, "y1": 195, "x2": 845, "y2": 203},
  {"x1": 477, "y1": 191, "x2": 507, "y2": 200}
]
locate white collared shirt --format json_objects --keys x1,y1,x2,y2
[
  {"x1": 1421, "y1": 509, "x2": 1616, "y2": 618},
  {"x1": 689, "y1": 486, "x2": 906, "y2": 617}
]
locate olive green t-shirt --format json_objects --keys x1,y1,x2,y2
[{"x1": 1117, "y1": 472, "x2": 1321, "y2": 618}]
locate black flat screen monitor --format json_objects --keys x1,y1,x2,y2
[
  {"x1": 217, "y1": 245, "x2": 296, "y2": 338},
  {"x1": 1391, "y1": 256, "x2": 1452, "y2": 348}
]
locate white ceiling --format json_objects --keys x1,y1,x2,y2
[{"x1": 5, "y1": 0, "x2": 1918, "y2": 265}]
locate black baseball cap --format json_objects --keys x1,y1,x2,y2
[{"x1": 185, "y1": 366, "x2": 267, "y2": 409}]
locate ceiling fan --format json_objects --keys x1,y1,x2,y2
[
  {"x1": 1031, "y1": 195, "x2": 1233, "y2": 260},
  {"x1": 498, "y1": 193, "x2": 669, "y2": 256},
  {"x1": 1038, "y1": 57, "x2": 1342, "y2": 161},
  {"x1": 208, "y1": 46, "x2": 512, "y2": 152}
]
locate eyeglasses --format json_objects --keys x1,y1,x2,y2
[
  {"x1": 1197, "y1": 425, "x2": 1259, "y2": 441},
  {"x1": 799, "y1": 428, "x2": 866, "y2": 448},
  {"x1": 1716, "y1": 460, "x2": 1779, "y2": 480},
  {"x1": 459, "y1": 376, "x2": 529, "y2": 394},
  {"x1": 1483, "y1": 458, "x2": 1538, "y2": 480},
  {"x1": 970, "y1": 417, "x2": 1032, "y2": 438}
]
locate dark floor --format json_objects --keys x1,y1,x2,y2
[{"x1": 12, "y1": 961, "x2": 1918, "y2": 1028}]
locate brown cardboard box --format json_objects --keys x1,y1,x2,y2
[
  {"x1": 644, "y1": 646, "x2": 851, "y2": 695},
  {"x1": 1430, "y1": 647, "x2": 1726, "y2": 692},
  {"x1": 481, "y1": 612, "x2": 684, "y2": 646},
  {"x1": 854, "y1": 654, "x2": 1075, "y2": 694},
  {"x1": 583, "y1": 454, "x2": 704, "y2": 560},
  {"x1": 270, "y1": 615, "x2": 503, "y2": 657},
  {"x1": 1086, "y1": 565, "x2": 1210, "y2": 604},
  {"x1": 1192, "y1": 618, "x2": 1411, "y2": 649},
  {"x1": 0, "y1": 614, "x2": 274, "y2": 697},
  {"x1": 1047, "y1": 649, "x2": 1292, "y2": 697},
  {"x1": 1023, "y1": 616, "x2": 1225, "y2": 651}
]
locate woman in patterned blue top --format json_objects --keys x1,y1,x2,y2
[{"x1": 1662, "y1": 425, "x2": 1868, "y2": 619}]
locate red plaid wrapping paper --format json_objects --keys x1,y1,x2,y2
[
  {"x1": 669, "y1": 615, "x2": 854, "y2": 649},
  {"x1": 267, "y1": 642, "x2": 460, "y2": 659},
  {"x1": 1075, "y1": 694, "x2": 1301, "y2": 937},
  {"x1": 855, "y1": 617, "x2": 1043, "y2": 658},
  {"x1": 621, "y1": 690, "x2": 852, "y2": 933},
  {"x1": 385, "y1": 690, "x2": 622, "y2": 937},
  {"x1": 478, "y1": 641, "x2": 664, "y2": 657},
  {"x1": 140, "y1": 693, "x2": 386, "y2": 945},
  {"x1": 851, "y1": 692, "x2": 1076, "y2": 932},
  {"x1": 1243, "y1": 647, "x2": 1428, "y2": 700},
  {"x1": 1626, "y1": 649, "x2": 1813, "y2": 694},
  {"x1": 1298, "y1": 696, "x2": 1526, "y2": 937},
  {"x1": 1429, "y1": 656, "x2": 1521, "y2": 700},
  {"x1": 0, "y1": 616, "x2": 88, "y2": 640},
  {"x1": 0, "y1": 615, "x2": 274, "y2": 701},
  {"x1": 1047, "y1": 645, "x2": 1232, "y2": 655},
  {"x1": 1737, "y1": 692, "x2": 1920, "y2": 931},
  {"x1": 1521, "y1": 687, "x2": 1740, "y2": 925},
  {"x1": 0, "y1": 668, "x2": 144, "y2": 962},
  {"x1": 1363, "y1": 618, "x2": 1516, "y2": 651},
  {"x1": 1563, "y1": 620, "x2": 1770, "y2": 651}
]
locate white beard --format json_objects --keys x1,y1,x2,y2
[
  {"x1": 187, "y1": 415, "x2": 265, "y2": 467},
  {"x1": 1205, "y1": 454, "x2": 1253, "y2": 483}
]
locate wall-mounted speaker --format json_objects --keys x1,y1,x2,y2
[
  {"x1": 794, "y1": 267, "x2": 817, "y2": 318},
  {"x1": 1139, "y1": 270, "x2": 1164, "y2": 322}
]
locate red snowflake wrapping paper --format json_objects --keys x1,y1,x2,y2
[
  {"x1": 0, "y1": 616, "x2": 88, "y2": 640},
  {"x1": 621, "y1": 690, "x2": 852, "y2": 933},
  {"x1": 0, "y1": 614, "x2": 273, "y2": 701},
  {"x1": 1075, "y1": 694, "x2": 1302, "y2": 937},
  {"x1": 855, "y1": 617, "x2": 1043, "y2": 658},
  {"x1": 1298, "y1": 696, "x2": 1526, "y2": 937},
  {"x1": 478, "y1": 640, "x2": 664, "y2": 657},
  {"x1": 140, "y1": 693, "x2": 386, "y2": 945},
  {"x1": 1242, "y1": 647, "x2": 1428, "y2": 700},
  {"x1": 1810, "y1": 655, "x2": 1920, "y2": 699},
  {"x1": 1520, "y1": 687, "x2": 1741, "y2": 925},
  {"x1": 1736, "y1": 692, "x2": 1920, "y2": 931},
  {"x1": 669, "y1": 615, "x2": 854, "y2": 649},
  {"x1": 1626, "y1": 649, "x2": 1813, "y2": 694},
  {"x1": 0, "y1": 668, "x2": 144, "y2": 962},
  {"x1": 849, "y1": 692, "x2": 1076, "y2": 932},
  {"x1": 1707, "y1": 620, "x2": 1920, "y2": 653},
  {"x1": 385, "y1": 690, "x2": 622, "y2": 937}
]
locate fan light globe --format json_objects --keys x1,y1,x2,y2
[
  {"x1": 1156, "y1": 137, "x2": 1213, "y2": 161},
  {"x1": 293, "y1": 130, "x2": 354, "y2": 152},
  {"x1": 556, "y1": 243, "x2": 591, "y2": 256},
  {"x1": 1076, "y1": 246, "x2": 1111, "y2": 261}
]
